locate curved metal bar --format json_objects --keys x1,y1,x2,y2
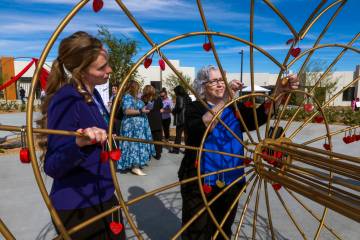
[
  {"x1": 301, "y1": 0, "x2": 347, "y2": 39},
  {"x1": 285, "y1": 189, "x2": 343, "y2": 240},
  {"x1": 25, "y1": 1, "x2": 90, "y2": 239},
  {"x1": 249, "y1": 0, "x2": 262, "y2": 141},
  {"x1": 302, "y1": 125, "x2": 360, "y2": 145},
  {"x1": 0, "y1": 218, "x2": 15, "y2": 240},
  {"x1": 262, "y1": 0, "x2": 298, "y2": 39},
  {"x1": 273, "y1": 188, "x2": 308, "y2": 239},
  {"x1": 264, "y1": 180, "x2": 275, "y2": 240},
  {"x1": 234, "y1": 176, "x2": 260, "y2": 239},
  {"x1": 196, "y1": 0, "x2": 257, "y2": 144},
  {"x1": 171, "y1": 169, "x2": 254, "y2": 240},
  {"x1": 252, "y1": 177, "x2": 263, "y2": 240},
  {"x1": 212, "y1": 174, "x2": 257, "y2": 239},
  {"x1": 282, "y1": 33, "x2": 359, "y2": 139},
  {"x1": 288, "y1": 44, "x2": 359, "y2": 68}
]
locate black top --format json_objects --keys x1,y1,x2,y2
[
  {"x1": 178, "y1": 100, "x2": 268, "y2": 181},
  {"x1": 145, "y1": 97, "x2": 163, "y2": 131},
  {"x1": 172, "y1": 95, "x2": 192, "y2": 126}
]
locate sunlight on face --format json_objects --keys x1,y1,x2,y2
[
  {"x1": 204, "y1": 69, "x2": 225, "y2": 101},
  {"x1": 83, "y1": 50, "x2": 112, "y2": 87}
]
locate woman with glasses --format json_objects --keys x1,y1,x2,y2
[{"x1": 178, "y1": 65, "x2": 299, "y2": 239}]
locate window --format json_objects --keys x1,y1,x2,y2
[{"x1": 342, "y1": 87, "x2": 355, "y2": 101}]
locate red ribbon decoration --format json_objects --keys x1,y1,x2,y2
[{"x1": 0, "y1": 59, "x2": 35, "y2": 91}]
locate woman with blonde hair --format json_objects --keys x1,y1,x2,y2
[
  {"x1": 117, "y1": 80, "x2": 155, "y2": 175},
  {"x1": 37, "y1": 31, "x2": 125, "y2": 239},
  {"x1": 142, "y1": 85, "x2": 163, "y2": 160}
]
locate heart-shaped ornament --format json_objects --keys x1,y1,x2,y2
[
  {"x1": 314, "y1": 115, "x2": 324, "y2": 123},
  {"x1": 286, "y1": 38, "x2": 294, "y2": 45},
  {"x1": 110, "y1": 149, "x2": 121, "y2": 161},
  {"x1": 100, "y1": 151, "x2": 109, "y2": 163},
  {"x1": 303, "y1": 103, "x2": 314, "y2": 113},
  {"x1": 323, "y1": 143, "x2": 330, "y2": 150},
  {"x1": 144, "y1": 57, "x2": 152, "y2": 68},
  {"x1": 158, "y1": 59, "x2": 165, "y2": 71},
  {"x1": 92, "y1": 0, "x2": 104, "y2": 13},
  {"x1": 272, "y1": 183, "x2": 282, "y2": 191},
  {"x1": 216, "y1": 180, "x2": 225, "y2": 188},
  {"x1": 290, "y1": 47, "x2": 301, "y2": 57},
  {"x1": 244, "y1": 158, "x2": 252, "y2": 166},
  {"x1": 203, "y1": 42, "x2": 211, "y2": 52},
  {"x1": 109, "y1": 221, "x2": 123, "y2": 235},
  {"x1": 202, "y1": 184, "x2": 212, "y2": 195},
  {"x1": 244, "y1": 101, "x2": 253, "y2": 108},
  {"x1": 20, "y1": 148, "x2": 30, "y2": 163}
]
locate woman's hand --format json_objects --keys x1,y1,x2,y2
[
  {"x1": 275, "y1": 74, "x2": 300, "y2": 95},
  {"x1": 141, "y1": 106, "x2": 150, "y2": 114},
  {"x1": 75, "y1": 127, "x2": 107, "y2": 147},
  {"x1": 224, "y1": 79, "x2": 244, "y2": 100}
]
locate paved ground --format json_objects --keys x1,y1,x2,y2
[{"x1": 1, "y1": 113, "x2": 359, "y2": 239}]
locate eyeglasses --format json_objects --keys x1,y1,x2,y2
[
  {"x1": 204, "y1": 78, "x2": 225, "y2": 86},
  {"x1": 160, "y1": 95, "x2": 166, "y2": 98}
]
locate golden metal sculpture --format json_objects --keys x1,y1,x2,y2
[{"x1": 0, "y1": 0, "x2": 359, "y2": 239}]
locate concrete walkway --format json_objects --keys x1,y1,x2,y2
[{"x1": 0, "y1": 113, "x2": 359, "y2": 239}]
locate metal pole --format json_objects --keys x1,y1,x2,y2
[{"x1": 240, "y1": 49, "x2": 244, "y2": 84}]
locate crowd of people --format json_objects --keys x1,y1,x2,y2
[{"x1": 38, "y1": 31, "x2": 299, "y2": 239}]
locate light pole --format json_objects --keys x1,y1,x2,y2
[
  {"x1": 239, "y1": 49, "x2": 244, "y2": 83},
  {"x1": 238, "y1": 50, "x2": 244, "y2": 96}
]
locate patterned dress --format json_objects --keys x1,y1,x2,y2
[{"x1": 117, "y1": 93, "x2": 155, "y2": 170}]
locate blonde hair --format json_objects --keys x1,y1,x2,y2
[{"x1": 141, "y1": 85, "x2": 156, "y2": 103}]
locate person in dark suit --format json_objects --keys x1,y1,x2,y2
[
  {"x1": 37, "y1": 31, "x2": 125, "y2": 239},
  {"x1": 142, "y1": 85, "x2": 163, "y2": 160},
  {"x1": 170, "y1": 85, "x2": 192, "y2": 154}
]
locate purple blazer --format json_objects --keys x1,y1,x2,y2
[{"x1": 44, "y1": 84, "x2": 115, "y2": 210}]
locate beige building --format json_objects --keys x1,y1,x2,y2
[{"x1": 10, "y1": 59, "x2": 360, "y2": 106}]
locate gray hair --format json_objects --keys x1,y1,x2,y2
[{"x1": 192, "y1": 65, "x2": 218, "y2": 99}]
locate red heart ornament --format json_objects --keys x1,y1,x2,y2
[
  {"x1": 350, "y1": 135, "x2": 356, "y2": 143},
  {"x1": 92, "y1": 0, "x2": 104, "y2": 13},
  {"x1": 346, "y1": 136, "x2": 352, "y2": 144},
  {"x1": 244, "y1": 101, "x2": 253, "y2": 108},
  {"x1": 274, "y1": 151, "x2": 283, "y2": 159},
  {"x1": 202, "y1": 184, "x2": 212, "y2": 195},
  {"x1": 343, "y1": 136, "x2": 348, "y2": 144},
  {"x1": 158, "y1": 59, "x2": 165, "y2": 71},
  {"x1": 144, "y1": 57, "x2": 152, "y2": 68},
  {"x1": 314, "y1": 115, "x2": 324, "y2": 123},
  {"x1": 356, "y1": 134, "x2": 360, "y2": 141},
  {"x1": 290, "y1": 47, "x2": 301, "y2": 57},
  {"x1": 286, "y1": 38, "x2": 294, "y2": 45},
  {"x1": 110, "y1": 149, "x2": 121, "y2": 161},
  {"x1": 303, "y1": 103, "x2": 314, "y2": 112},
  {"x1": 272, "y1": 183, "x2": 282, "y2": 191},
  {"x1": 244, "y1": 158, "x2": 252, "y2": 166},
  {"x1": 109, "y1": 221, "x2": 123, "y2": 235},
  {"x1": 264, "y1": 101, "x2": 272, "y2": 110},
  {"x1": 20, "y1": 148, "x2": 30, "y2": 163},
  {"x1": 203, "y1": 42, "x2": 211, "y2": 52},
  {"x1": 100, "y1": 151, "x2": 109, "y2": 163},
  {"x1": 323, "y1": 143, "x2": 330, "y2": 150}
]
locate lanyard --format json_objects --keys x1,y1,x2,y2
[{"x1": 92, "y1": 94, "x2": 109, "y2": 125}]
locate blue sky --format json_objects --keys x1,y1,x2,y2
[{"x1": 0, "y1": 0, "x2": 359, "y2": 74}]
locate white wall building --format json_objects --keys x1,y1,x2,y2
[{"x1": 12, "y1": 59, "x2": 360, "y2": 106}]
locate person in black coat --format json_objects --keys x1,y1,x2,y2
[
  {"x1": 142, "y1": 85, "x2": 163, "y2": 160},
  {"x1": 178, "y1": 65, "x2": 299, "y2": 239},
  {"x1": 170, "y1": 85, "x2": 192, "y2": 154}
]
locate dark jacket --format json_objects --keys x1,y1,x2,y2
[
  {"x1": 44, "y1": 84, "x2": 114, "y2": 210},
  {"x1": 172, "y1": 95, "x2": 192, "y2": 126},
  {"x1": 145, "y1": 97, "x2": 163, "y2": 131},
  {"x1": 178, "y1": 100, "x2": 268, "y2": 181}
]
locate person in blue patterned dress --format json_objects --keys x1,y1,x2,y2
[{"x1": 117, "y1": 80, "x2": 155, "y2": 175}]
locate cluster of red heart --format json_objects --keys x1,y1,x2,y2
[{"x1": 343, "y1": 131, "x2": 360, "y2": 144}]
